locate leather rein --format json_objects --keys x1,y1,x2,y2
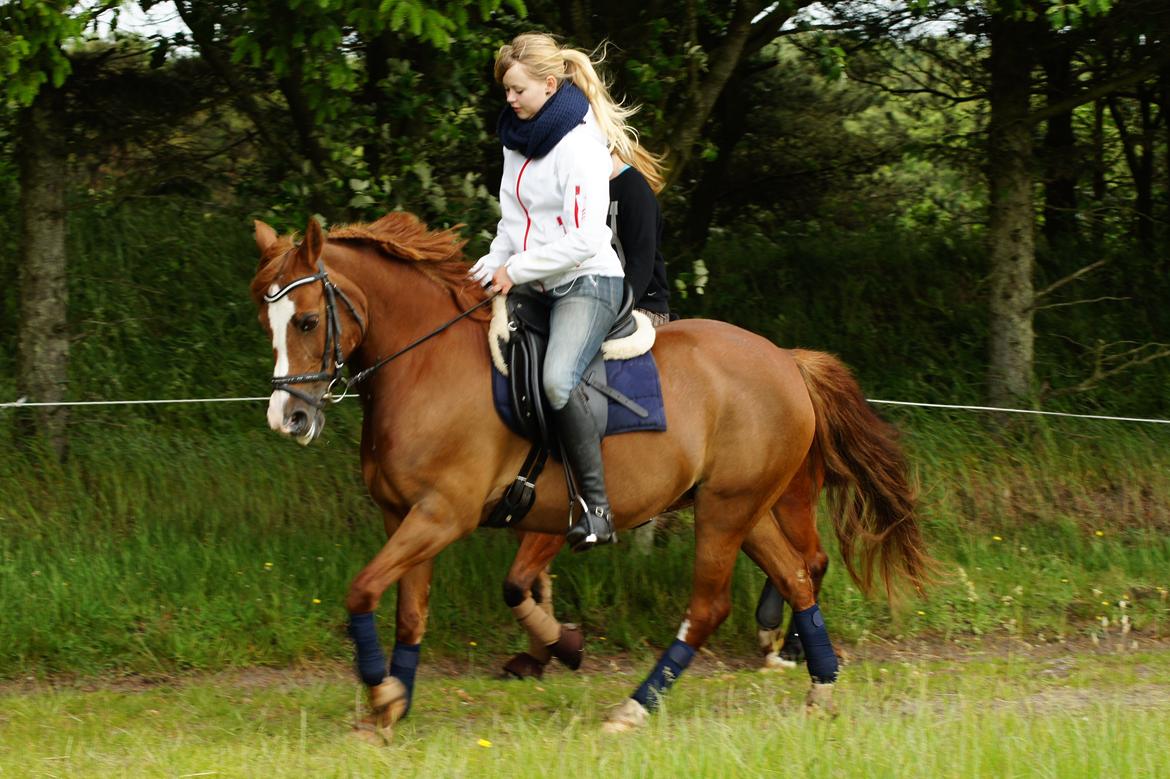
[{"x1": 264, "y1": 260, "x2": 494, "y2": 407}]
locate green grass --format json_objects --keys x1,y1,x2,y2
[
  {"x1": 1, "y1": 647, "x2": 1167, "y2": 777},
  {"x1": 3, "y1": 405, "x2": 1170, "y2": 679}
]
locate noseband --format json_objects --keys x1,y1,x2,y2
[
  {"x1": 264, "y1": 260, "x2": 366, "y2": 408},
  {"x1": 265, "y1": 259, "x2": 495, "y2": 408}
]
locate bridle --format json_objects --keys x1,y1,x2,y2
[
  {"x1": 264, "y1": 260, "x2": 365, "y2": 408},
  {"x1": 265, "y1": 259, "x2": 495, "y2": 407}
]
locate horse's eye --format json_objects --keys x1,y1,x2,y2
[{"x1": 299, "y1": 314, "x2": 320, "y2": 332}]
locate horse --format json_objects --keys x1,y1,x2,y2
[{"x1": 250, "y1": 212, "x2": 929, "y2": 742}]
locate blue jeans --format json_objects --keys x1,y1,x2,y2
[{"x1": 522, "y1": 275, "x2": 624, "y2": 410}]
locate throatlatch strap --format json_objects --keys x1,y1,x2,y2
[
  {"x1": 348, "y1": 612, "x2": 388, "y2": 687},
  {"x1": 792, "y1": 604, "x2": 839, "y2": 683},
  {"x1": 631, "y1": 639, "x2": 696, "y2": 711}
]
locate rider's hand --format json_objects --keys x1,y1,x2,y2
[
  {"x1": 469, "y1": 257, "x2": 496, "y2": 287},
  {"x1": 492, "y1": 266, "x2": 514, "y2": 295}
]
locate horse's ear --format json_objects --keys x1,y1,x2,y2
[
  {"x1": 254, "y1": 220, "x2": 278, "y2": 254},
  {"x1": 300, "y1": 216, "x2": 324, "y2": 263}
]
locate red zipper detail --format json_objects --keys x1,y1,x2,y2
[
  {"x1": 573, "y1": 185, "x2": 580, "y2": 228},
  {"x1": 517, "y1": 158, "x2": 533, "y2": 251},
  {"x1": 556, "y1": 216, "x2": 566, "y2": 235}
]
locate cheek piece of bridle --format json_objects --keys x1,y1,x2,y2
[
  {"x1": 264, "y1": 260, "x2": 495, "y2": 408},
  {"x1": 264, "y1": 260, "x2": 366, "y2": 408}
]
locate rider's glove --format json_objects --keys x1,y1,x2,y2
[{"x1": 469, "y1": 257, "x2": 498, "y2": 287}]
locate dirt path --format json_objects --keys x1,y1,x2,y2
[{"x1": 4, "y1": 633, "x2": 1168, "y2": 697}]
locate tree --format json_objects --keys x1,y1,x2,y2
[{"x1": 2, "y1": 1, "x2": 88, "y2": 456}]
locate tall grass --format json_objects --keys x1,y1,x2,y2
[
  {"x1": 2, "y1": 197, "x2": 1169, "y2": 679},
  {"x1": 2, "y1": 403, "x2": 1169, "y2": 679}
]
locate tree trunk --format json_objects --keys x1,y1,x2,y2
[
  {"x1": 1134, "y1": 83, "x2": 1155, "y2": 253},
  {"x1": 1163, "y1": 69, "x2": 1170, "y2": 257},
  {"x1": 362, "y1": 31, "x2": 395, "y2": 186},
  {"x1": 1040, "y1": 34, "x2": 1078, "y2": 249},
  {"x1": 986, "y1": 15, "x2": 1037, "y2": 408},
  {"x1": 682, "y1": 69, "x2": 749, "y2": 250},
  {"x1": 17, "y1": 87, "x2": 70, "y2": 458},
  {"x1": 1090, "y1": 97, "x2": 1107, "y2": 248},
  {"x1": 662, "y1": 2, "x2": 759, "y2": 185},
  {"x1": 1107, "y1": 91, "x2": 1156, "y2": 253}
]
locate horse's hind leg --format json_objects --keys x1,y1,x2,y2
[
  {"x1": 766, "y1": 458, "x2": 829, "y2": 667},
  {"x1": 604, "y1": 498, "x2": 754, "y2": 732},
  {"x1": 500, "y1": 531, "x2": 582, "y2": 679},
  {"x1": 742, "y1": 512, "x2": 839, "y2": 714}
]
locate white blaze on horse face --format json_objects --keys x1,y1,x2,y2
[
  {"x1": 676, "y1": 619, "x2": 691, "y2": 643},
  {"x1": 266, "y1": 287, "x2": 296, "y2": 431}
]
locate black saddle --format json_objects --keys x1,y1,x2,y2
[{"x1": 484, "y1": 283, "x2": 647, "y2": 529}]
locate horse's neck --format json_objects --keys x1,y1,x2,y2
[{"x1": 346, "y1": 255, "x2": 489, "y2": 409}]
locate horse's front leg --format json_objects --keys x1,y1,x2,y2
[
  {"x1": 346, "y1": 498, "x2": 472, "y2": 743},
  {"x1": 500, "y1": 531, "x2": 582, "y2": 679}
]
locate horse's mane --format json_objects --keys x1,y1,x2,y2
[
  {"x1": 253, "y1": 212, "x2": 487, "y2": 312},
  {"x1": 329, "y1": 212, "x2": 482, "y2": 303}
]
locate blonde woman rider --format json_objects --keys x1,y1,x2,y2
[{"x1": 470, "y1": 33, "x2": 658, "y2": 552}]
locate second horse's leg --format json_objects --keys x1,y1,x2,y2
[
  {"x1": 501, "y1": 531, "x2": 582, "y2": 679},
  {"x1": 742, "y1": 512, "x2": 840, "y2": 715},
  {"x1": 768, "y1": 459, "x2": 829, "y2": 667}
]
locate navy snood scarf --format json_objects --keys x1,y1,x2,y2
[{"x1": 497, "y1": 81, "x2": 590, "y2": 159}]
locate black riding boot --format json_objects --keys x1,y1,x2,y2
[{"x1": 555, "y1": 388, "x2": 615, "y2": 552}]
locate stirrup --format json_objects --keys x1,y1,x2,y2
[{"x1": 567, "y1": 502, "x2": 616, "y2": 552}]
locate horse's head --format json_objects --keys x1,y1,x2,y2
[{"x1": 251, "y1": 217, "x2": 367, "y2": 445}]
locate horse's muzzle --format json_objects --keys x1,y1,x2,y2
[{"x1": 268, "y1": 390, "x2": 326, "y2": 445}]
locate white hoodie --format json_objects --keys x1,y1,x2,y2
[{"x1": 477, "y1": 110, "x2": 623, "y2": 289}]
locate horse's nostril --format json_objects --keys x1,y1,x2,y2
[{"x1": 287, "y1": 410, "x2": 310, "y2": 435}]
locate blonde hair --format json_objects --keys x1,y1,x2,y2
[{"x1": 495, "y1": 33, "x2": 666, "y2": 193}]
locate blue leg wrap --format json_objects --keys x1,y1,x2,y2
[
  {"x1": 755, "y1": 580, "x2": 785, "y2": 630},
  {"x1": 632, "y1": 639, "x2": 696, "y2": 711},
  {"x1": 792, "y1": 604, "x2": 838, "y2": 683},
  {"x1": 347, "y1": 612, "x2": 387, "y2": 687},
  {"x1": 390, "y1": 643, "x2": 421, "y2": 717}
]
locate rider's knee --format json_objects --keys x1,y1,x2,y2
[{"x1": 543, "y1": 374, "x2": 573, "y2": 410}]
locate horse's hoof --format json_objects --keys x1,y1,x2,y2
[
  {"x1": 354, "y1": 677, "x2": 408, "y2": 743},
  {"x1": 804, "y1": 682, "x2": 838, "y2": 718},
  {"x1": 500, "y1": 652, "x2": 547, "y2": 680},
  {"x1": 779, "y1": 647, "x2": 806, "y2": 665},
  {"x1": 351, "y1": 716, "x2": 392, "y2": 746},
  {"x1": 759, "y1": 651, "x2": 798, "y2": 671},
  {"x1": 551, "y1": 624, "x2": 584, "y2": 670},
  {"x1": 601, "y1": 698, "x2": 648, "y2": 733}
]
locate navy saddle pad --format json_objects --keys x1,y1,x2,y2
[{"x1": 491, "y1": 351, "x2": 666, "y2": 438}]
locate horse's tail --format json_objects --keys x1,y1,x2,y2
[{"x1": 791, "y1": 349, "x2": 932, "y2": 600}]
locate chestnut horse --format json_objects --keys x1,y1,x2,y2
[{"x1": 251, "y1": 213, "x2": 928, "y2": 741}]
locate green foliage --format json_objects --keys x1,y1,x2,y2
[{"x1": 0, "y1": 0, "x2": 84, "y2": 105}]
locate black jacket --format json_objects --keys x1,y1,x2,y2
[{"x1": 608, "y1": 167, "x2": 670, "y2": 314}]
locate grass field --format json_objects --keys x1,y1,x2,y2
[
  {"x1": 4, "y1": 399, "x2": 1170, "y2": 776},
  {"x1": 2, "y1": 640, "x2": 1168, "y2": 778},
  {"x1": 4, "y1": 406, "x2": 1170, "y2": 677}
]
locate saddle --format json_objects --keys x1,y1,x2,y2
[{"x1": 484, "y1": 283, "x2": 658, "y2": 529}]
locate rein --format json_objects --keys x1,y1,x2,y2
[
  {"x1": 265, "y1": 259, "x2": 494, "y2": 405},
  {"x1": 347, "y1": 293, "x2": 495, "y2": 389}
]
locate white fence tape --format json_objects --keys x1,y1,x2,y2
[{"x1": 2, "y1": 394, "x2": 1167, "y2": 425}]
